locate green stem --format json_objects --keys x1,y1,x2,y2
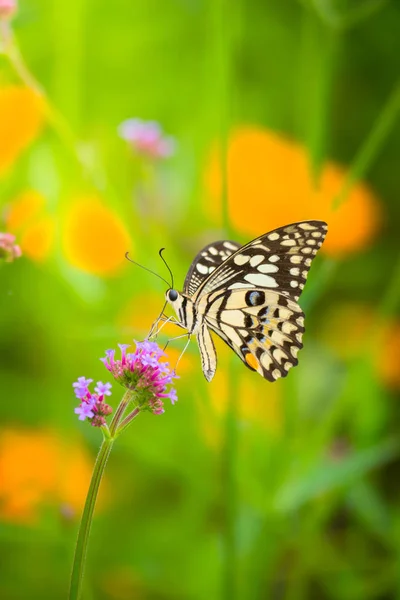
[
  {"x1": 213, "y1": 0, "x2": 238, "y2": 240},
  {"x1": 69, "y1": 435, "x2": 114, "y2": 600},
  {"x1": 69, "y1": 390, "x2": 138, "y2": 600},
  {"x1": 117, "y1": 407, "x2": 141, "y2": 436},
  {"x1": 109, "y1": 389, "x2": 135, "y2": 437},
  {"x1": 333, "y1": 81, "x2": 400, "y2": 209},
  {"x1": 1, "y1": 24, "x2": 124, "y2": 207},
  {"x1": 222, "y1": 359, "x2": 239, "y2": 600},
  {"x1": 2, "y1": 26, "x2": 81, "y2": 164},
  {"x1": 378, "y1": 252, "x2": 400, "y2": 319},
  {"x1": 297, "y1": 8, "x2": 339, "y2": 180}
]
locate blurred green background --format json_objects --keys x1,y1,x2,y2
[{"x1": 1, "y1": 0, "x2": 400, "y2": 598}]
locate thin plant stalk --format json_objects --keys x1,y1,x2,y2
[
  {"x1": 109, "y1": 389, "x2": 135, "y2": 436},
  {"x1": 213, "y1": 0, "x2": 240, "y2": 595},
  {"x1": 68, "y1": 435, "x2": 114, "y2": 600},
  {"x1": 222, "y1": 358, "x2": 240, "y2": 600},
  {"x1": 334, "y1": 81, "x2": 400, "y2": 209},
  {"x1": 69, "y1": 391, "x2": 140, "y2": 600},
  {"x1": 1, "y1": 24, "x2": 125, "y2": 210}
]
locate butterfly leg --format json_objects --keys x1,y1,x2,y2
[
  {"x1": 150, "y1": 314, "x2": 183, "y2": 340},
  {"x1": 148, "y1": 300, "x2": 169, "y2": 338},
  {"x1": 176, "y1": 334, "x2": 192, "y2": 370},
  {"x1": 162, "y1": 332, "x2": 190, "y2": 353},
  {"x1": 163, "y1": 331, "x2": 192, "y2": 371},
  {"x1": 162, "y1": 332, "x2": 192, "y2": 371}
]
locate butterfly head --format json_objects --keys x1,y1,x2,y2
[
  {"x1": 165, "y1": 288, "x2": 184, "y2": 316},
  {"x1": 166, "y1": 289, "x2": 179, "y2": 302},
  {"x1": 165, "y1": 288, "x2": 195, "y2": 331}
]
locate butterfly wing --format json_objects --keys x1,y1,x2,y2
[
  {"x1": 192, "y1": 221, "x2": 328, "y2": 303},
  {"x1": 200, "y1": 288, "x2": 304, "y2": 381},
  {"x1": 183, "y1": 240, "x2": 241, "y2": 296}
]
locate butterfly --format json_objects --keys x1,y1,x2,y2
[{"x1": 163, "y1": 221, "x2": 328, "y2": 382}]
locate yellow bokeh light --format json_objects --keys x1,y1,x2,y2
[
  {"x1": 0, "y1": 86, "x2": 44, "y2": 174},
  {"x1": 63, "y1": 196, "x2": 132, "y2": 276},
  {"x1": 6, "y1": 190, "x2": 55, "y2": 261}
]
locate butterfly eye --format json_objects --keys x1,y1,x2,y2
[{"x1": 168, "y1": 289, "x2": 179, "y2": 301}]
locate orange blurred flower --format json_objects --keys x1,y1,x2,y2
[
  {"x1": 205, "y1": 127, "x2": 382, "y2": 256},
  {"x1": 63, "y1": 196, "x2": 132, "y2": 276},
  {"x1": 320, "y1": 302, "x2": 400, "y2": 390},
  {"x1": 0, "y1": 429, "x2": 101, "y2": 524},
  {"x1": 5, "y1": 190, "x2": 55, "y2": 261},
  {"x1": 376, "y1": 322, "x2": 400, "y2": 390},
  {"x1": 0, "y1": 86, "x2": 44, "y2": 174}
]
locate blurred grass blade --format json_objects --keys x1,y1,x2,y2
[
  {"x1": 275, "y1": 438, "x2": 399, "y2": 512},
  {"x1": 347, "y1": 481, "x2": 391, "y2": 538},
  {"x1": 333, "y1": 81, "x2": 400, "y2": 209}
]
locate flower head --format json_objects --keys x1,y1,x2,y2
[
  {"x1": 0, "y1": 0, "x2": 17, "y2": 20},
  {"x1": 73, "y1": 378, "x2": 113, "y2": 427},
  {"x1": 0, "y1": 232, "x2": 21, "y2": 263},
  {"x1": 118, "y1": 118, "x2": 175, "y2": 159},
  {"x1": 101, "y1": 340, "x2": 178, "y2": 415}
]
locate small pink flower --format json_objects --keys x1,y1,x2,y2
[
  {"x1": 0, "y1": 232, "x2": 22, "y2": 263},
  {"x1": 72, "y1": 378, "x2": 113, "y2": 427},
  {"x1": 118, "y1": 118, "x2": 176, "y2": 159},
  {"x1": 0, "y1": 0, "x2": 17, "y2": 20}
]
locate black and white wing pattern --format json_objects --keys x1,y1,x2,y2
[
  {"x1": 166, "y1": 220, "x2": 328, "y2": 382},
  {"x1": 192, "y1": 221, "x2": 328, "y2": 303},
  {"x1": 199, "y1": 288, "x2": 304, "y2": 382},
  {"x1": 183, "y1": 240, "x2": 240, "y2": 296},
  {"x1": 191, "y1": 221, "x2": 327, "y2": 382}
]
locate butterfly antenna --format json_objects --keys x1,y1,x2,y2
[
  {"x1": 159, "y1": 248, "x2": 174, "y2": 289},
  {"x1": 125, "y1": 252, "x2": 170, "y2": 287}
]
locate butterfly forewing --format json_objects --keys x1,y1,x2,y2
[
  {"x1": 183, "y1": 240, "x2": 241, "y2": 296},
  {"x1": 192, "y1": 221, "x2": 328, "y2": 302},
  {"x1": 199, "y1": 288, "x2": 304, "y2": 381},
  {"x1": 167, "y1": 220, "x2": 327, "y2": 382}
]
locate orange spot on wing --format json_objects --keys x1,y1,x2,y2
[{"x1": 245, "y1": 352, "x2": 259, "y2": 370}]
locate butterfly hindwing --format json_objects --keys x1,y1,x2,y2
[
  {"x1": 192, "y1": 221, "x2": 328, "y2": 302},
  {"x1": 183, "y1": 240, "x2": 241, "y2": 296},
  {"x1": 196, "y1": 323, "x2": 217, "y2": 382},
  {"x1": 201, "y1": 288, "x2": 304, "y2": 381}
]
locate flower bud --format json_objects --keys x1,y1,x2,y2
[
  {"x1": 118, "y1": 119, "x2": 175, "y2": 160},
  {"x1": 0, "y1": 232, "x2": 22, "y2": 263}
]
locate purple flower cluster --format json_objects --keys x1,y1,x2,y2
[
  {"x1": 73, "y1": 377, "x2": 113, "y2": 427},
  {"x1": 101, "y1": 340, "x2": 178, "y2": 415},
  {"x1": 0, "y1": 232, "x2": 21, "y2": 263},
  {"x1": 118, "y1": 118, "x2": 175, "y2": 159}
]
